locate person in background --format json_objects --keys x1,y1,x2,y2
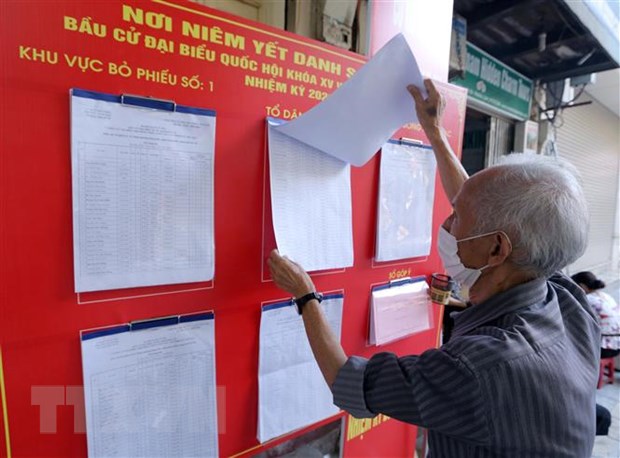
[
  {"x1": 570, "y1": 271, "x2": 617, "y2": 438},
  {"x1": 571, "y1": 271, "x2": 620, "y2": 359},
  {"x1": 268, "y1": 79, "x2": 600, "y2": 457},
  {"x1": 596, "y1": 404, "x2": 612, "y2": 436}
]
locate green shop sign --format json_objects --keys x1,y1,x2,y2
[{"x1": 453, "y1": 43, "x2": 533, "y2": 120}]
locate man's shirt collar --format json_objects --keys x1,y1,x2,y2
[{"x1": 452, "y1": 277, "x2": 548, "y2": 337}]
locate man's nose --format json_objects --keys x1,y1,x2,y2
[{"x1": 442, "y1": 213, "x2": 454, "y2": 231}]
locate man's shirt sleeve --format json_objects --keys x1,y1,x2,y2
[
  {"x1": 332, "y1": 349, "x2": 489, "y2": 443},
  {"x1": 332, "y1": 356, "x2": 375, "y2": 418}
]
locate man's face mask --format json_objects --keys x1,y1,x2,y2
[{"x1": 437, "y1": 226, "x2": 508, "y2": 301}]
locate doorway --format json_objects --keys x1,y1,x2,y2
[{"x1": 461, "y1": 108, "x2": 489, "y2": 176}]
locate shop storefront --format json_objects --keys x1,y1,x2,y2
[{"x1": 452, "y1": 42, "x2": 534, "y2": 175}]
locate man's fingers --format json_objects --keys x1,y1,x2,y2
[
  {"x1": 268, "y1": 251, "x2": 285, "y2": 277},
  {"x1": 407, "y1": 84, "x2": 424, "y2": 104},
  {"x1": 268, "y1": 250, "x2": 298, "y2": 280},
  {"x1": 270, "y1": 249, "x2": 290, "y2": 267},
  {"x1": 424, "y1": 78, "x2": 439, "y2": 99}
]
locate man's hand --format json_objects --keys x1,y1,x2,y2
[
  {"x1": 268, "y1": 249, "x2": 316, "y2": 298},
  {"x1": 408, "y1": 79, "x2": 445, "y2": 137},
  {"x1": 269, "y1": 249, "x2": 347, "y2": 388}
]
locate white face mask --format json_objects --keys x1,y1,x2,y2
[{"x1": 437, "y1": 226, "x2": 499, "y2": 301}]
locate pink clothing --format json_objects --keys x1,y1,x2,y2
[{"x1": 587, "y1": 291, "x2": 620, "y2": 350}]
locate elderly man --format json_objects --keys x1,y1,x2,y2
[{"x1": 268, "y1": 79, "x2": 600, "y2": 457}]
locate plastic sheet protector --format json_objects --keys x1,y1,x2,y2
[
  {"x1": 258, "y1": 294, "x2": 344, "y2": 442},
  {"x1": 268, "y1": 118, "x2": 353, "y2": 272},
  {"x1": 369, "y1": 278, "x2": 433, "y2": 345},
  {"x1": 376, "y1": 141, "x2": 437, "y2": 261},
  {"x1": 80, "y1": 313, "x2": 218, "y2": 457},
  {"x1": 71, "y1": 89, "x2": 216, "y2": 292}
]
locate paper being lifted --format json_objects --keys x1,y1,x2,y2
[
  {"x1": 274, "y1": 33, "x2": 424, "y2": 167},
  {"x1": 258, "y1": 294, "x2": 344, "y2": 442},
  {"x1": 268, "y1": 118, "x2": 353, "y2": 272}
]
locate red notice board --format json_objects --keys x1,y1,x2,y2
[{"x1": 0, "y1": 1, "x2": 466, "y2": 456}]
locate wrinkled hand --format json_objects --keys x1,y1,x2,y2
[
  {"x1": 407, "y1": 79, "x2": 445, "y2": 136},
  {"x1": 268, "y1": 249, "x2": 316, "y2": 298}
]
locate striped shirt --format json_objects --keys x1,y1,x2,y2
[{"x1": 332, "y1": 273, "x2": 600, "y2": 457}]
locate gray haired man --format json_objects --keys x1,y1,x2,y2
[{"x1": 268, "y1": 79, "x2": 600, "y2": 457}]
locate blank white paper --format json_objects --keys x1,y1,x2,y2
[
  {"x1": 275, "y1": 34, "x2": 424, "y2": 166},
  {"x1": 268, "y1": 119, "x2": 353, "y2": 272},
  {"x1": 258, "y1": 294, "x2": 344, "y2": 442},
  {"x1": 376, "y1": 142, "x2": 437, "y2": 261},
  {"x1": 71, "y1": 90, "x2": 216, "y2": 292},
  {"x1": 81, "y1": 315, "x2": 218, "y2": 457}
]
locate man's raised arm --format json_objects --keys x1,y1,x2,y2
[{"x1": 408, "y1": 79, "x2": 468, "y2": 202}]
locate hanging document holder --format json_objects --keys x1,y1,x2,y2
[
  {"x1": 70, "y1": 88, "x2": 217, "y2": 293},
  {"x1": 369, "y1": 277, "x2": 434, "y2": 345},
  {"x1": 80, "y1": 311, "x2": 219, "y2": 458},
  {"x1": 375, "y1": 138, "x2": 437, "y2": 263}
]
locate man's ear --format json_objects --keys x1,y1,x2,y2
[{"x1": 488, "y1": 232, "x2": 512, "y2": 266}]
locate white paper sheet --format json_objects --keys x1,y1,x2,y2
[
  {"x1": 376, "y1": 142, "x2": 437, "y2": 261},
  {"x1": 268, "y1": 119, "x2": 353, "y2": 272},
  {"x1": 81, "y1": 314, "x2": 218, "y2": 457},
  {"x1": 275, "y1": 33, "x2": 424, "y2": 166},
  {"x1": 71, "y1": 90, "x2": 216, "y2": 292},
  {"x1": 258, "y1": 294, "x2": 344, "y2": 442},
  {"x1": 370, "y1": 280, "x2": 433, "y2": 346}
]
